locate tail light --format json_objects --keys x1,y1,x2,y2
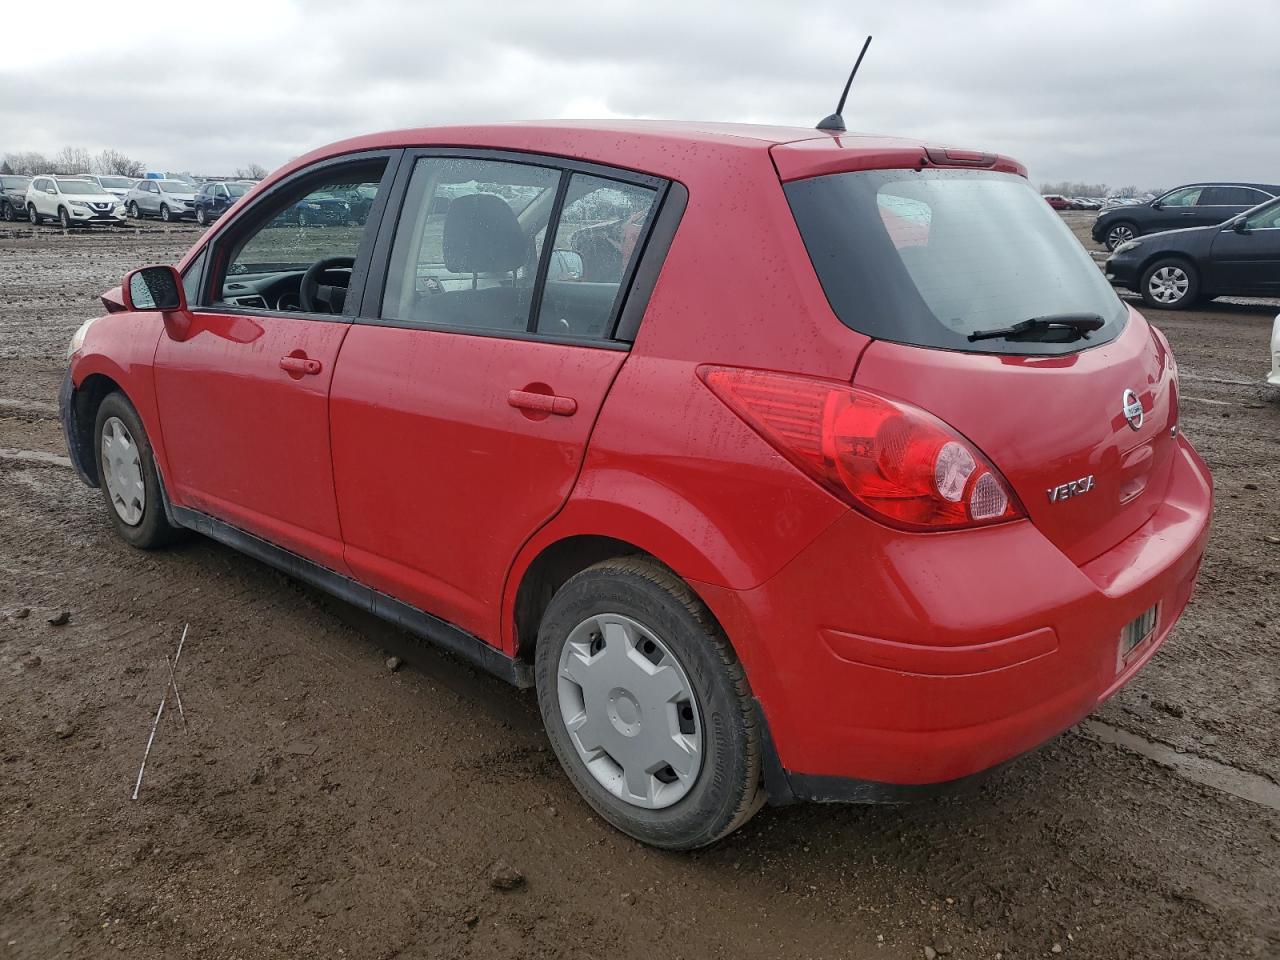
[{"x1": 699, "y1": 366, "x2": 1024, "y2": 531}]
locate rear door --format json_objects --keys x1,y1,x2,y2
[
  {"x1": 329, "y1": 151, "x2": 666, "y2": 645},
  {"x1": 153, "y1": 151, "x2": 398, "y2": 572}
]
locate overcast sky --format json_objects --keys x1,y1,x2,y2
[{"x1": 2, "y1": 0, "x2": 1276, "y2": 189}]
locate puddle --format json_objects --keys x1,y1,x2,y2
[{"x1": 1081, "y1": 719, "x2": 1280, "y2": 813}]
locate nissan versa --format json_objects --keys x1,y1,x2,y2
[{"x1": 60, "y1": 121, "x2": 1212, "y2": 849}]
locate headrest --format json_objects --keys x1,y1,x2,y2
[{"x1": 442, "y1": 193, "x2": 529, "y2": 274}]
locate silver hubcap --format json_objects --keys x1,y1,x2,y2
[
  {"x1": 1109, "y1": 226, "x2": 1133, "y2": 247},
  {"x1": 556, "y1": 613, "x2": 703, "y2": 810},
  {"x1": 100, "y1": 416, "x2": 145, "y2": 525},
  {"x1": 1149, "y1": 266, "x2": 1189, "y2": 304}
]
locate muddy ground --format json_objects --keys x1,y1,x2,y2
[{"x1": 0, "y1": 213, "x2": 1277, "y2": 960}]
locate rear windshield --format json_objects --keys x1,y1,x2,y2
[{"x1": 785, "y1": 168, "x2": 1127, "y2": 355}]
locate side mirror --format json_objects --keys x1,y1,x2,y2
[
  {"x1": 1150, "y1": 200, "x2": 1162, "y2": 209},
  {"x1": 547, "y1": 249, "x2": 584, "y2": 282},
  {"x1": 1233, "y1": 218, "x2": 1250, "y2": 234},
  {"x1": 123, "y1": 265, "x2": 186, "y2": 312}
]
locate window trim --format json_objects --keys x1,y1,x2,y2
[
  {"x1": 357, "y1": 146, "x2": 671, "y2": 347},
  {"x1": 192, "y1": 148, "x2": 404, "y2": 324}
]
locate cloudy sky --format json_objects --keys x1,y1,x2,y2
[{"x1": 2, "y1": 0, "x2": 1277, "y2": 189}]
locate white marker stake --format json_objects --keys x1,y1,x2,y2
[{"x1": 131, "y1": 624, "x2": 189, "y2": 801}]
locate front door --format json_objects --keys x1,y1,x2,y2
[
  {"x1": 1209, "y1": 200, "x2": 1280, "y2": 295},
  {"x1": 153, "y1": 153, "x2": 396, "y2": 572},
  {"x1": 329, "y1": 154, "x2": 664, "y2": 645}
]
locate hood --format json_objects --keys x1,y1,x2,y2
[
  {"x1": 1122, "y1": 224, "x2": 1217, "y2": 251},
  {"x1": 165, "y1": 192, "x2": 197, "y2": 202},
  {"x1": 61, "y1": 192, "x2": 118, "y2": 203}
]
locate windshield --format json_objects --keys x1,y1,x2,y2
[
  {"x1": 56, "y1": 179, "x2": 106, "y2": 195},
  {"x1": 227, "y1": 182, "x2": 249, "y2": 197},
  {"x1": 158, "y1": 180, "x2": 192, "y2": 193},
  {"x1": 97, "y1": 176, "x2": 132, "y2": 188},
  {"x1": 785, "y1": 168, "x2": 1127, "y2": 355},
  {"x1": 1, "y1": 176, "x2": 30, "y2": 189}
]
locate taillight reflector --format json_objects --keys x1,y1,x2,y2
[{"x1": 699, "y1": 366, "x2": 1024, "y2": 531}]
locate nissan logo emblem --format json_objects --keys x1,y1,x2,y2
[{"x1": 1122, "y1": 389, "x2": 1144, "y2": 431}]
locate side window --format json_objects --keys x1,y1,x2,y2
[
  {"x1": 1245, "y1": 202, "x2": 1280, "y2": 230},
  {"x1": 1161, "y1": 187, "x2": 1202, "y2": 207},
  {"x1": 535, "y1": 174, "x2": 658, "y2": 338},
  {"x1": 182, "y1": 248, "x2": 207, "y2": 303},
  {"x1": 380, "y1": 157, "x2": 560, "y2": 332},
  {"x1": 213, "y1": 158, "x2": 387, "y2": 313}
]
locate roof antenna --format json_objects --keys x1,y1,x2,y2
[{"x1": 817, "y1": 36, "x2": 873, "y2": 133}]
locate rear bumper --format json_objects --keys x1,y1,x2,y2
[{"x1": 697, "y1": 435, "x2": 1212, "y2": 796}]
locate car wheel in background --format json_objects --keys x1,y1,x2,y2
[
  {"x1": 1, "y1": 202, "x2": 12, "y2": 222},
  {"x1": 128, "y1": 202, "x2": 140, "y2": 219},
  {"x1": 298, "y1": 208, "x2": 311, "y2": 227},
  {"x1": 1141, "y1": 258, "x2": 1199, "y2": 310},
  {"x1": 1106, "y1": 222, "x2": 1138, "y2": 251},
  {"x1": 58, "y1": 206, "x2": 71, "y2": 229},
  {"x1": 160, "y1": 204, "x2": 172, "y2": 223},
  {"x1": 28, "y1": 203, "x2": 42, "y2": 225},
  {"x1": 93, "y1": 392, "x2": 182, "y2": 550},
  {"x1": 534, "y1": 556, "x2": 763, "y2": 850},
  {"x1": 196, "y1": 206, "x2": 207, "y2": 226}
]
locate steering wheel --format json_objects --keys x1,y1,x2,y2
[{"x1": 299, "y1": 256, "x2": 354, "y2": 314}]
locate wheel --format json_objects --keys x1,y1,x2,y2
[
  {"x1": 1, "y1": 201, "x2": 12, "y2": 222},
  {"x1": 534, "y1": 557, "x2": 763, "y2": 850},
  {"x1": 1141, "y1": 258, "x2": 1199, "y2": 310},
  {"x1": 1105, "y1": 222, "x2": 1138, "y2": 251},
  {"x1": 297, "y1": 208, "x2": 310, "y2": 227},
  {"x1": 196, "y1": 206, "x2": 207, "y2": 226},
  {"x1": 160, "y1": 204, "x2": 171, "y2": 223},
  {"x1": 58, "y1": 206, "x2": 71, "y2": 229},
  {"x1": 28, "y1": 203, "x2": 42, "y2": 225},
  {"x1": 128, "y1": 201, "x2": 140, "y2": 219},
  {"x1": 93, "y1": 392, "x2": 182, "y2": 549}
]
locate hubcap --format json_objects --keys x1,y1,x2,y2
[
  {"x1": 556, "y1": 613, "x2": 703, "y2": 810},
  {"x1": 100, "y1": 416, "x2": 145, "y2": 525},
  {"x1": 1109, "y1": 225, "x2": 1133, "y2": 247},
  {"x1": 1149, "y1": 266, "x2": 1189, "y2": 304}
]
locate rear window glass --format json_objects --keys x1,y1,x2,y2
[{"x1": 785, "y1": 169, "x2": 1127, "y2": 355}]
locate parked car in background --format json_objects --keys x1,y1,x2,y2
[
  {"x1": 193, "y1": 180, "x2": 251, "y2": 225},
  {"x1": 1043, "y1": 194, "x2": 1074, "y2": 210},
  {"x1": 0, "y1": 175, "x2": 31, "y2": 221},
  {"x1": 25, "y1": 176, "x2": 126, "y2": 227},
  {"x1": 125, "y1": 179, "x2": 198, "y2": 221},
  {"x1": 61, "y1": 120, "x2": 1212, "y2": 849},
  {"x1": 1269, "y1": 313, "x2": 1280, "y2": 387},
  {"x1": 84, "y1": 175, "x2": 138, "y2": 201},
  {"x1": 1105, "y1": 194, "x2": 1280, "y2": 308},
  {"x1": 1093, "y1": 182, "x2": 1280, "y2": 251}
]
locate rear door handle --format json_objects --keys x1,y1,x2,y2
[
  {"x1": 280, "y1": 355, "x2": 322, "y2": 376},
  {"x1": 508, "y1": 389, "x2": 577, "y2": 416}
]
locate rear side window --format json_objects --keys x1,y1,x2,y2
[
  {"x1": 785, "y1": 168, "x2": 1127, "y2": 356},
  {"x1": 1203, "y1": 186, "x2": 1269, "y2": 205}
]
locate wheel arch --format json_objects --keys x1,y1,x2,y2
[{"x1": 66, "y1": 371, "x2": 125, "y2": 486}]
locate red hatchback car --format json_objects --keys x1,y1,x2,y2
[{"x1": 62, "y1": 121, "x2": 1212, "y2": 849}]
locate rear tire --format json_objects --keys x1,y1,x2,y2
[
  {"x1": 93, "y1": 392, "x2": 183, "y2": 549},
  {"x1": 1141, "y1": 258, "x2": 1199, "y2": 310},
  {"x1": 1105, "y1": 221, "x2": 1138, "y2": 251},
  {"x1": 534, "y1": 557, "x2": 763, "y2": 850}
]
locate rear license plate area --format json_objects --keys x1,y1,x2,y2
[{"x1": 1118, "y1": 604, "x2": 1159, "y2": 662}]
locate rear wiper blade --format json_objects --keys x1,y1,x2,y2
[{"x1": 967, "y1": 313, "x2": 1105, "y2": 342}]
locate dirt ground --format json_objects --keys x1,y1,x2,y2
[{"x1": 0, "y1": 213, "x2": 1277, "y2": 960}]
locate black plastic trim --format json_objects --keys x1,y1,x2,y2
[
  {"x1": 526, "y1": 171, "x2": 571, "y2": 333},
  {"x1": 170, "y1": 505, "x2": 533, "y2": 688},
  {"x1": 350, "y1": 315, "x2": 629, "y2": 350},
  {"x1": 58, "y1": 372, "x2": 96, "y2": 487},
  {"x1": 614, "y1": 180, "x2": 687, "y2": 343}
]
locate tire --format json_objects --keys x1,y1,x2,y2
[
  {"x1": 1105, "y1": 221, "x2": 1138, "y2": 251},
  {"x1": 196, "y1": 206, "x2": 207, "y2": 226},
  {"x1": 1141, "y1": 258, "x2": 1199, "y2": 310},
  {"x1": 1, "y1": 201, "x2": 12, "y2": 222},
  {"x1": 297, "y1": 208, "x2": 310, "y2": 227},
  {"x1": 128, "y1": 201, "x2": 140, "y2": 219},
  {"x1": 28, "y1": 203, "x2": 43, "y2": 225},
  {"x1": 58, "y1": 206, "x2": 71, "y2": 229},
  {"x1": 160, "y1": 204, "x2": 171, "y2": 223},
  {"x1": 534, "y1": 557, "x2": 763, "y2": 850},
  {"x1": 92, "y1": 392, "x2": 182, "y2": 549}
]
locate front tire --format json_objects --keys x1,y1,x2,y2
[
  {"x1": 196, "y1": 206, "x2": 207, "y2": 226},
  {"x1": 128, "y1": 201, "x2": 140, "y2": 219},
  {"x1": 159, "y1": 204, "x2": 171, "y2": 223},
  {"x1": 1, "y1": 201, "x2": 13, "y2": 222},
  {"x1": 534, "y1": 557, "x2": 763, "y2": 850},
  {"x1": 28, "y1": 203, "x2": 43, "y2": 225},
  {"x1": 1105, "y1": 221, "x2": 1138, "y2": 251},
  {"x1": 58, "y1": 206, "x2": 71, "y2": 229},
  {"x1": 1141, "y1": 258, "x2": 1199, "y2": 310},
  {"x1": 93, "y1": 392, "x2": 182, "y2": 549}
]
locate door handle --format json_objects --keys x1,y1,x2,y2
[
  {"x1": 280, "y1": 355, "x2": 322, "y2": 376},
  {"x1": 508, "y1": 389, "x2": 577, "y2": 416}
]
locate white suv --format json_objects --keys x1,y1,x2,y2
[{"x1": 26, "y1": 176, "x2": 126, "y2": 227}]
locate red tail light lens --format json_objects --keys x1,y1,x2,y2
[{"x1": 699, "y1": 366, "x2": 1024, "y2": 531}]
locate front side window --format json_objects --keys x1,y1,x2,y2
[
  {"x1": 785, "y1": 168, "x2": 1126, "y2": 356},
  {"x1": 535, "y1": 173, "x2": 657, "y2": 338},
  {"x1": 1161, "y1": 186, "x2": 1203, "y2": 207},
  {"x1": 381, "y1": 157, "x2": 560, "y2": 333},
  {"x1": 212, "y1": 158, "x2": 384, "y2": 312},
  {"x1": 1244, "y1": 198, "x2": 1280, "y2": 230}
]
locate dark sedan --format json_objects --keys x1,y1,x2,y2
[
  {"x1": 1092, "y1": 182, "x2": 1280, "y2": 251},
  {"x1": 1105, "y1": 195, "x2": 1280, "y2": 309}
]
